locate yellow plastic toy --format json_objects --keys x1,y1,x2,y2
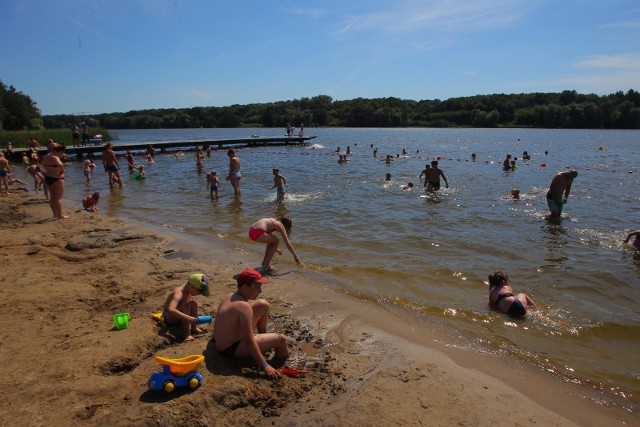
[
  {"x1": 151, "y1": 312, "x2": 165, "y2": 326},
  {"x1": 148, "y1": 355, "x2": 205, "y2": 392}
]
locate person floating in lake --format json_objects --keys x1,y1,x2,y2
[
  {"x1": 270, "y1": 168, "x2": 287, "y2": 201},
  {"x1": 373, "y1": 147, "x2": 378, "y2": 158},
  {"x1": 163, "y1": 273, "x2": 210, "y2": 342},
  {"x1": 212, "y1": 269, "x2": 288, "y2": 380},
  {"x1": 425, "y1": 160, "x2": 448, "y2": 192},
  {"x1": 403, "y1": 182, "x2": 414, "y2": 191},
  {"x1": 510, "y1": 188, "x2": 520, "y2": 199},
  {"x1": 346, "y1": 146, "x2": 351, "y2": 156},
  {"x1": 338, "y1": 155, "x2": 348, "y2": 164},
  {"x1": 510, "y1": 160, "x2": 517, "y2": 170},
  {"x1": 419, "y1": 164, "x2": 431, "y2": 188},
  {"x1": 471, "y1": 153, "x2": 476, "y2": 162},
  {"x1": 623, "y1": 230, "x2": 640, "y2": 251},
  {"x1": 207, "y1": 170, "x2": 219, "y2": 200},
  {"x1": 249, "y1": 216, "x2": 301, "y2": 274},
  {"x1": 82, "y1": 192, "x2": 100, "y2": 212},
  {"x1": 381, "y1": 155, "x2": 394, "y2": 165},
  {"x1": 547, "y1": 170, "x2": 578, "y2": 218},
  {"x1": 522, "y1": 151, "x2": 531, "y2": 161},
  {"x1": 226, "y1": 148, "x2": 241, "y2": 196},
  {"x1": 134, "y1": 164, "x2": 146, "y2": 179},
  {"x1": 488, "y1": 271, "x2": 536, "y2": 317},
  {"x1": 385, "y1": 173, "x2": 392, "y2": 181}
]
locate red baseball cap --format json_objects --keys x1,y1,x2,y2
[{"x1": 236, "y1": 269, "x2": 269, "y2": 285}]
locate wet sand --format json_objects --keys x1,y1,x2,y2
[{"x1": 0, "y1": 192, "x2": 634, "y2": 426}]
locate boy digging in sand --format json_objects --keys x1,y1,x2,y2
[{"x1": 163, "y1": 273, "x2": 210, "y2": 341}]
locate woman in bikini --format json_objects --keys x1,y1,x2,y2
[
  {"x1": 488, "y1": 271, "x2": 535, "y2": 317},
  {"x1": 41, "y1": 144, "x2": 68, "y2": 219},
  {"x1": 248, "y1": 216, "x2": 301, "y2": 273}
]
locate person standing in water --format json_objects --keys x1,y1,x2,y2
[
  {"x1": 270, "y1": 168, "x2": 287, "y2": 201},
  {"x1": 248, "y1": 216, "x2": 301, "y2": 273},
  {"x1": 226, "y1": 148, "x2": 241, "y2": 196},
  {"x1": 425, "y1": 160, "x2": 448, "y2": 192},
  {"x1": 547, "y1": 170, "x2": 578, "y2": 217}
]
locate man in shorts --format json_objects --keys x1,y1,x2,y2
[
  {"x1": 425, "y1": 160, "x2": 448, "y2": 192},
  {"x1": 101, "y1": 142, "x2": 123, "y2": 188},
  {"x1": 547, "y1": 170, "x2": 578, "y2": 217},
  {"x1": 212, "y1": 269, "x2": 289, "y2": 379}
]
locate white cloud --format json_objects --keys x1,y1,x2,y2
[
  {"x1": 338, "y1": 0, "x2": 528, "y2": 35},
  {"x1": 575, "y1": 53, "x2": 640, "y2": 70}
]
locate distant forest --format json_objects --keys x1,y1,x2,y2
[
  {"x1": 42, "y1": 90, "x2": 640, "y2": 131},
  {"x1": 2, "y1": 80, "x2": 638, "y2": 131}
]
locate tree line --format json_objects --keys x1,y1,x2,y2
[
  {"x1": 44, "y1": 90, "x2": 640, "y2": 130},
  {"x1": 2, "y1": 78, "x2": 639, "y2": 131}
]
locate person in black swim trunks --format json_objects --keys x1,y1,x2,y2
[
  {"x1": 212, "y1": 269, "x2": 289, "y2": 380},
  {"x1": 425, "y1": 160, "x2": 448, "y2": 192},
  {"x1": 488, "y1": 271, "x2": 536, "y2": 317}
]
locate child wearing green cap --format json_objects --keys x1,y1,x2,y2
[{"x1": 163, "y1": 273, "x2": 210, "y2": 341}]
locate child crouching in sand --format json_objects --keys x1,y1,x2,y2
[
  {"x1": 82, "y1": 192, "x2": 100, "y2": 212},
  {"x1": 163, "y1": 273, "x2": 210, "y2": 341}
]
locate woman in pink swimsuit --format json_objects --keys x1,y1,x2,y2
[{"x1": 248, "y1": 216, "x2": 301, "y2": 273}]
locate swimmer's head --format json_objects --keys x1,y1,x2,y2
[
  {"x1": 407, "y1": 182, "x2": 414, "y2": 188},
  {"x1": 566, "y1": 170, "x2": 578, "y2": 179},
  {"x1": 385, "y1": 173, "x2": 392, "y2": 180},
  {"x1": 137, "y1": 165, "x2": 144, "y2": 171},
  {"x1": 488, "y1": 271, "x2": 508, "y2": 288},
  {"x1": 511, "y1": 188, "x2": 520, "y2": 198},
  {"x1": 227, "y1": 148, "x2": 236, "y2": 156},
  {"x1": 92, "y1": 192, "x2": 100, "y2": 200},
  {"x1": 211, "y1": 170, "x2": 216, "y2": 176},
  {"x1": 84, "y1": 159, "x2": 91, "y2": 164},
  {"x1": 279, "y1": 215, "x2": 293, "y2": 236},
  {"x1": 431, "y1": 160, "x2": 438, "y2": 167},
  {"x1": 506, "y1": 153, "x2": 512, "y2": 158},
  {"x1": 273, "y1": 168, "x2": 279, "y2": 174}
]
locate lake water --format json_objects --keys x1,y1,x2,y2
[{"x1": 54, "y1": 127, "x2": 639, "y2": 410}]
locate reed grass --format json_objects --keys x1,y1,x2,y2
[{"x1": 0, "y1": 128, "x2": 113, "y2": 149}]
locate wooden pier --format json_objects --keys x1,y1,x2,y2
[{"x1": 12, "y1": 135, "x2": 317, "y2": 160}]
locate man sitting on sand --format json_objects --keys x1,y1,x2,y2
[
  {"x1": 163, "y1": 273, "x2": 210, "y2": 342},
  {"x1": 213, "y1": 269, "x2": 289, "y2": 379}
]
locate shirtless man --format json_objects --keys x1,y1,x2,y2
[
  {"x1": 101, "y1": 143, "x2": 123, "y2": 188},
  {"x1": 0, "y1": 153, "x2": 10, "y2": 194},
  {"x1": 213, "y1": 269, "x2": 288, "y2": 379},
  {"x1": 425, "y1": 160, "x2": 448, "y2": 192},
  {"x1": 163, "y1": 273, "x2": 210, "y2": 342},
  {"x1": 547, "y1": 170, "x2": 578, "y2": 217},
  {"x1": 623, "y1": 230, "x2": 640, "y2": 250},
  {"x1": 226, "y1": 148, "x2": 241, "y2": 196}
]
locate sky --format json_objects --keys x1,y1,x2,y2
[{"x1": 1, "y1": 0, "x2": 639, "y2": 115}]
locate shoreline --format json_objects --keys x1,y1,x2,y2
[{"x1": 0, "y1": 192, "x2": 635, "y2": 426}]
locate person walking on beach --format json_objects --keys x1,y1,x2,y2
[
  {"x1": 163, "y1": 273, "x2": 210, "y2": 342},
  {"x1": 270, "y1": 168, "x2": 287, "y2": 200},
  {"x1": 547, "y1": 170, "x2": 578, "y2": 217},
  {"x1": 0, "y1": 153, "x2": 10, "y2": 194},
  {"x1": 249, "y1": 216, "x2": 301, "y2": 273},
  {"x1": 102, "y1": 143, "x2": 123, "y2": 189},
  {"x1": 226, "y1": 148, "x2": 241, "y2": 196},
  {"x1": 488, "y1": 271, "x2": 535, "y2": 317},
  {"x1": 41, "y1": 144, "x2": 68, "y2": 219},
  {"x1": 212, "y1": 269, "x2": 288, "y2": 380},
  {"x1": 425, "y1": 160, "x2": 448, "y2": 192}
]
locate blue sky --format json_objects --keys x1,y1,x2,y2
[{"x1": 1, "y1": 0, "x2": 639, "y2": 115}]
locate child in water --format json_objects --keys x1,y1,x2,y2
[
  {"x1": 270, "y1": 168, "x2": 287, "y2": 200},
  {"x1": 623, "y1": 230, "x2": 640, "y2": 250},
  {"x1": 403, "y1": 182, "x2": 414, "y2": 191},
  {"x1": 82, "y1": 192, "x2": 100, "y2": 212},
  {"x1": 83, "y1": 159, "x2": 95, "y2": 182},
  {"x1": 207, "y1": 170, "x2": 219, "y2": 200},
  {"x1": 488, "y1": 271, "x2": 535, "y2": 317},
  {"x1": 511, "y1": 188, "x2": 520, "y2": 199}
]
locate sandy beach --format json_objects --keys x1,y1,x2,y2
[{"x1": 0, "y1": 192, "x2": 634, "y2": 426}]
